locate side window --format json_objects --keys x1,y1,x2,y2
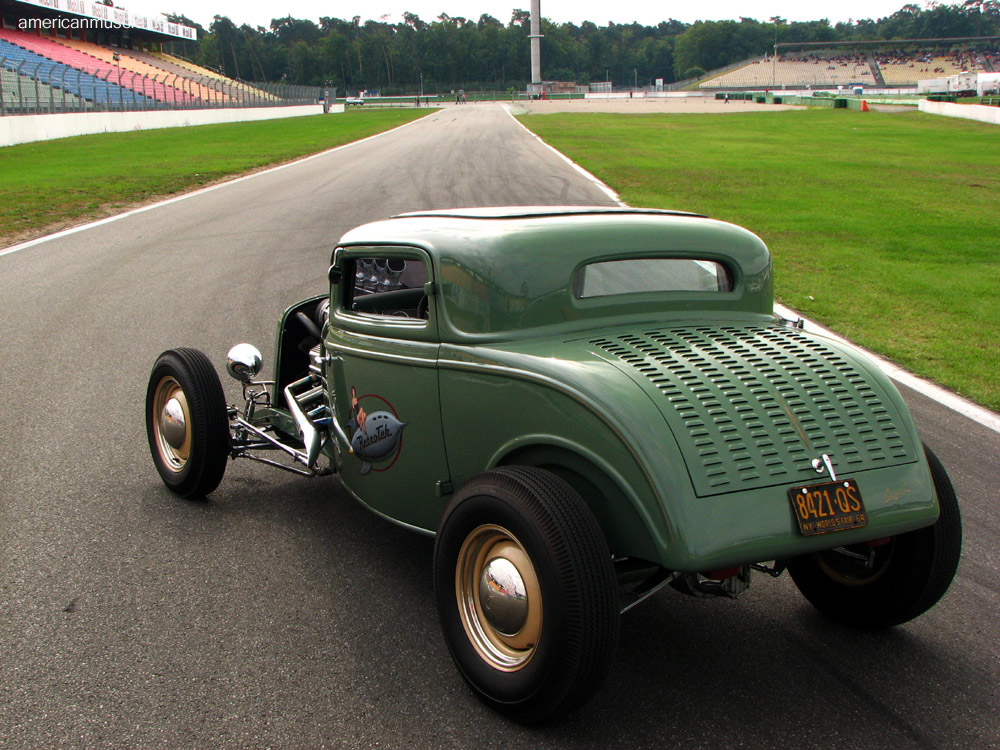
[{"x1": 345, "y1": 256, "x2": 429, "y2": 320}]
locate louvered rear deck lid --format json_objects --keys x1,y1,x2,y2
[{"x1": 587, "y1": 325, "x2": 918, "y2": 498}]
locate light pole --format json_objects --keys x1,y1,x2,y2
[
  {"x1": 113, "y1": 51, "x2": 123, "y2": 109},
  {"x1": 634, "y1": 68, "x2": 637, "y2": 90},
  {"x1": 770, "y1": 16, "x2": 784, "y2": 90}
]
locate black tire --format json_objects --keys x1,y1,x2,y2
[
  {"x1": 788, "y1": 444, "x2": 962, "y2": 628},
  {"x1": 433, "y1": 466, "x2": 619, "y2": 724},
  {"x1": 146, "y1": 348, "x2": 230, "y2": 499}
]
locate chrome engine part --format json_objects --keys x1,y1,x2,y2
[{"x1": 226, "y1": 343, "x2": 337, "y2": 478}]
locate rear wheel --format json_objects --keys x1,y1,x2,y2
[
  {"x1": 434, "y1": 466, "x2": 619, "y2": 723},
  {"x1": 146, "y1": 348, "x2": 230, "y2": 499},
  {"x1": 788, "y1": 444, "x2": 961, "y2": 628}
]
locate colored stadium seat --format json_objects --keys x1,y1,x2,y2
[
  {"x1": 0, "y1": 65, "x2": 88, "y2": 112},
  {"x1": 148, "y1": 51, "x2": 277, "y2": 102},
  {"x1": 0, "y1": 33, "x2": 153, "y2": 107},
  {"x1": 52, "y1": 38, "x2": 207, "y2": 104},
  {"x1": 0, "y1": 29, "x2": 184, "y2": 104}
]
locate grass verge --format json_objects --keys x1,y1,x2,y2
[
  {"x1": 520, "y1": 108, "x2": 1000, "y2": 411},
  {"x1": 0, "y1": 109, "x2": 431, "y2": 246}
]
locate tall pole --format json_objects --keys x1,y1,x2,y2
[
  {"x1": 529, "y1": 0, "x2": 543, "y2": 94},
  {"x1": 770, "y1": 16, "x2": 784, "y2": 90}
]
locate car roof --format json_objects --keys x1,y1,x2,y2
[
  {"x1": 394, "y1": 206, "x2": 707, "y2": 220},
  {"x1": 335, "y1": 207, "x2": 773, "y2": 338}
]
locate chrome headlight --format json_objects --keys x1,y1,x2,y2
[{"x1": 226, "y1": 343, "x2": 263, "y2": 383}]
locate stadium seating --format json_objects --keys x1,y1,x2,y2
[
  {"x1": 148, "y1": 51, "x2": 277, "y2": 102},
  {"x1": 702, "y1": 48, "x2": 1000, "y2": 89},
  {"x1": 0, "y1": 66, "x2": 87, "y2": 112},
  {"x1": 703, "y1": 56, "x2": 875, "y2": 89},
  {"x1": 0, "y1": 34, "x2": 153, "y2": 107},
  {"x1": 0, "y1": 29, "x2": 192, "y2": 104},
  {"x1": 877, "y1": 54, "x2": 974, "y2": 85},
  {"x1": 53, "y1": 38, "x2": 207, "y2": 104},
  {"x1": 123, "y1": 48, "x2": 235, "y2": 104}
]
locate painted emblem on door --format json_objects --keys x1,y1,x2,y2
[{"x1": 348, "y1": 387, "x2": 407, "y2": 474}]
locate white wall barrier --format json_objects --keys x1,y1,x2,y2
[
  {"x1": 0, "y1": 103, "x2": 338, "y2": 147},
  {"x1": 918, "y1": 99, "x2": 1000, "y2": 126}
]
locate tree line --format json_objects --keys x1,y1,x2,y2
[{"x1": 162, "y1": 2, "x2": 1000, "y2": 92}]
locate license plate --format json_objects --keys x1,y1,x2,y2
[{"x1": 788, "y1": 479, "x2": 867, "y2": 536}]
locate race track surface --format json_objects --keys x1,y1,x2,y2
[{"x1": 1, "y1": 105, "x2": 997, "y2": 749}]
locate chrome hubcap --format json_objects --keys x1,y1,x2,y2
[
  {"x1": 152, "y1": 377, "x2": 191, "y2": 472},
  {"x1": 161, "y1": 397, "x2": 187, "y2": 450},
  {"x1": 456, "y1": 525, "x2": 542, "y2": 672},
  {"x1": 479, "y1": 556, "x2": 529, "y2": 636}
]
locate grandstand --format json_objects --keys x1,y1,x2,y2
[
  {"x1": 706, "y1": 55, "x2": 875, "y2": 89},
  {"x1": 1, "y1": 64, "x2": 87, "y2": 111},
  {"x1": 0, "y1": 0, "x2": 303, "y2": 114},
  {"x1": 701, "y1": 37, "x2": 1000, "y2": 91}
]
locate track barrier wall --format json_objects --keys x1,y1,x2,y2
[
  {"x1": 0, "y1": 103, "x2": 330, "y2": 146},
  {"x1": 918, "y1": 98, "x2": 1000, "y2": 125}
]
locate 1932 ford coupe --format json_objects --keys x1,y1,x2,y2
[{"x1": 146, "y1": 207, "x2": 961, "y2": 723}]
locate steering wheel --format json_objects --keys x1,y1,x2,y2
[{"x1": 416, "y1": 295, "x2": 429, "y2": 320}]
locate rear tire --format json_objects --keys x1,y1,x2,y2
[
  {"x1": 434, "y1": 466, "x2": 619, "y2": 723},
  {"x1": 788, "y1": 444, "x2": 961, "y2": 628},
  {"x1": 146, "y1": 348, "x2": 230, "y2": 499}
]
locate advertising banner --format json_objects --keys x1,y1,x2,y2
[{"x1": 12, "y1": 0, "x2": 196, "y2": 39}]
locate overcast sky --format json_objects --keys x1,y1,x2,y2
[{"x1": 138, "y1": 0, "x2": 920, "y2": 31}]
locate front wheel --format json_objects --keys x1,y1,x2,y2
[
  {"x1": 146, "y1": 348, "x2": 230, "y2": 499},
  {"x1": 434, "y1": 466, "x2": 619, "y2": 723},
  {"x1": 788, "y1": 444, "x2": 962, "y2": 628}
]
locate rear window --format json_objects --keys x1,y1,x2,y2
[{"x1": 573, "y1": 259, "x2": 732, "y2": 299}]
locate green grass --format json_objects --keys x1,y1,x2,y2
[
  {"x1": 0, "y1": 109, "x2": 431, "y2": 244},
  {"x1": 520, "y1": 109, "x2": 1000, "y2": 411}
]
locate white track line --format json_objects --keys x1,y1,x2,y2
[
  {"x1": 504, "y1": 104, "x2": 623, "y2": 204},
  {"x1": 0, "y1": 113, "x2": 431, "y2": 259},
  {"x1": 506, "y1": 104, "x2": 1000, "y2": 434},
  {"x1": 774, "y1": 303, "x2": 1000, "y2": 433}
]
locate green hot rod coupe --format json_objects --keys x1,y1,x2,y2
[{"x1": 146, "y1": 207, "x2": 961, "y2": 723}]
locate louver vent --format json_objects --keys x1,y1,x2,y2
[{"x1": 587, "y1": 326, "x2": 916, "y2": 497}]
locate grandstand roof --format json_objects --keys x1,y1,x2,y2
[
  {"x1": 9, "y1": 0, "x2": 196, "y2": 40},
  {"x1": 776, "y1": 35, "x2": 1000, "y2": 50}
]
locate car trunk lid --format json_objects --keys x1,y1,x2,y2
[{"x1": 584, "y1": 324, "x2": 919, "y2": 498}]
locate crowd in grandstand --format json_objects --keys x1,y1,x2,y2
[{"x1": 703, "y1": 45, "x2": 999, "y2": 89}]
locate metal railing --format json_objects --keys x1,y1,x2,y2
[{"x1": 0, "y1": 57, "x2": 322, "y2": 116}]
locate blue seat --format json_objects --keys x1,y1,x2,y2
[{"x1": 0, "y1": 38, "x2": 156, "y2": 107}]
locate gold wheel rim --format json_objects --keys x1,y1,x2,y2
[
  {"x1": 152, "y1": 376, "x2": 192, "y2": 473},
  {"x1": 455, "y1": 524, "x2": 542, "y2": 672},
  {"x1": 818, "y1": 542, "x2": 895, "y2": 587}
]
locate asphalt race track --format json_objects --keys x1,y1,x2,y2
[{"x1": 1, "y1": 105, "x2": 997, "y2": 748}]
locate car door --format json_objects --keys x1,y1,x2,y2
[{"x1": 325, "y1": 245, "x2": 451, "y2": 533}]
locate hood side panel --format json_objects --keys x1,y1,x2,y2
[{"x1": 587, "y1": 325, "x2": 918, "y2": 498}]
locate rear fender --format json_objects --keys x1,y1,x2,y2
[{"x1": 493, "y1": 442, "x2": 660, "y2": 563}]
